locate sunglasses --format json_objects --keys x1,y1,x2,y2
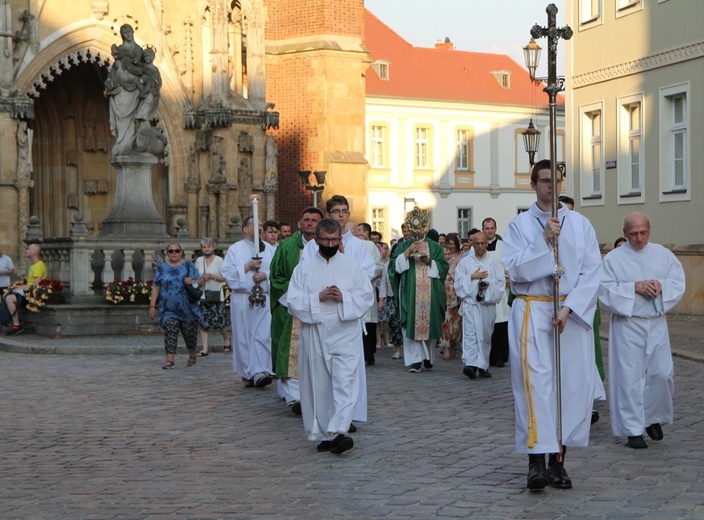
[{"x1": 167, "y1": 249, "x2": 181, "y2": 254}]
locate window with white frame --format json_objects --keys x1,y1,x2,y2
[
  {"x1": 457, "y1": 208, "x2": 471, "y2": 239},
  {"x1": 371, "y1": 207, "x2": 386, "y2": 236},
  {"x1": 580, "y1": 103, "x2": 604, "y2": 202},
  {"x1": 414, "y1": 126, "x2": 430, "y2": 169},
  {"x1": 580, "y1": 0, "x2": 601, "y2": 24},
  {"x1": 456, "y1": 128, "x2": 473, "y2": 171},
  {"x1": 659, "y1": 84, "x2": 689, "y2": 200},
  {"x1": 370, "y1": 125, "x2": 386, "y2": 169},
  {"x1": 616, "y1": 0, "x2": 642, "y2": 17},
  {"x1": 617, "y1": 95, "x2": 644, "y2": 199}
]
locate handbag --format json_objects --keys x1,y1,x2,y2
[
  {"x1": 183, "y1": 262, "x2": 203, "y2": 303},
  {"x1": 204, "y1": 290, "x2": 221, "y2": 303}
]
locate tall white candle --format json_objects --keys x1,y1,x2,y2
[{"x1": 250, "y1": 194, "x2": 260, "y2": 255}]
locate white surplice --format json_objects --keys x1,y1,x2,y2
[
  {"x1": 599, "y1": 241, "x2": 685, "y2": 437},
  {"x1": 503, "y1": 203, "x2": 604, "y2": 454},
  {"x1": 287, "y1": 251, "x2": 375, "y2": 441},
  {"x1": 454, "y1": 250, "x2": 505, "y2": 371},
  {"x1": 301, "y1": 230, "x2": 375, "y2": 421},
  {"x1": 221, "y1": 239, "x2": 275, "y2": 380}
]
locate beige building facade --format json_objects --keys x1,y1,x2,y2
[
  {"x1": 565, "y1": 0, "x2": 704, "y2": 314},
  {"x1": 0, "y1": 0, "x2": 277, "y2": 274}
]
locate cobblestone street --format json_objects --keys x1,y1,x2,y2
[{"x1": 2, "y1": 334, "x2": 704, "y2": 519}]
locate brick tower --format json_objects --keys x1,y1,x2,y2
[{"x1": 264, "y1": 0, "x2": 369, "y2": 224}]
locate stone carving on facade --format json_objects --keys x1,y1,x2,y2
[
  {"x1": 16, "y1": 120, "x2": 33, "y2": 181},
  {"x1": 237, "y1": 157, "x2": 252, "y2": 217},
  {"x1": 238, "y1": 131, "x2": 254, "y2": 152},
  {"x1": 105, "y1": 24, "x2": 167, "y2": 157},
  {"x1": 90, "y1": 0, "x2": 109, "y2": 21},
  {"x1": 264, "y1": 134, "x2": 277, "y2": 190}
]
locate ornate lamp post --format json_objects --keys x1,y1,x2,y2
[
  {"x1": 298, "y1": 170, "x2": 327, "y2": 208},
  {"x1": 523, "y1": 3, "x2": 572, "y2": 461}
]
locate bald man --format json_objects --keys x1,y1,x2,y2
[{"x1": 599, "y1": 212, "x2": 685, "y2": 449}]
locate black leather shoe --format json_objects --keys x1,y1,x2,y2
[
  {"x1": 330, "y1": 434, "x2": 354, "y2": 454},
  {"x1": 591, "y1": 410, "x2": 600, "y2": 424},
  {"x1": 478, "y1": 369, "x2": 492, "y2": 378},
  {"x1": 527, "y1": 454, "x2": 547, "y2": 490},
  {"x1": 645, "y1": 423, "x2": 663, "y2": 441},
  {"x1": 423, "y1": 359, "x2": 433, "y2": 370},
  {"x1": 494, "y1": 359, "x2": 505, "y2": 367},
  {"x1": 291, "y1": 401, "x2": 302, "y2": 416},
  {"x1": 626, "y1": 435, "x2": 648, "y2": 449},
  {"x1": 463, "y1": 366, "x2": 477, "y2": 379},
  {"x1": 348, "y1": 422, "x2": 357, "y2": 433},
  {"x1": 547, "y1": 460, "x2": 573, "y2": 489},
  {"x1": 316, "y1": 441, "x2": 332, "y2": 452}
]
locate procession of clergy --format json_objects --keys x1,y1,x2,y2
[{"x1": 220, "y1": 159, "x2": 685, "y2": 489}]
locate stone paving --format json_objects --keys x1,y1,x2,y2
[{"x1": 2, "y1": 319, "x2": 704, "y2": 519}]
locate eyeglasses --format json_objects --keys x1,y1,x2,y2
[
  {"x1": 328, "y1": 209, "x2": 349, "y2": 216},
  {"x1": 167, "y1": 249, "x2": 181, "y2": 254},
  {"x1": 536, "y1": 178, "x2": 563, "y2": 186},
  {"x1": 317, "y1": 237, "x2": 340, "y2": 245}
]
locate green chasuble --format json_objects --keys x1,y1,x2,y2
[
  {"x1": 389, "y1": 238, "x2": 449, "y2": 341},
  {"x1": 269, "y1": 231, "x2": 305, "y2": 378}
]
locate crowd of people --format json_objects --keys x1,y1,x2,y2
[
  {"x1": 146, "y1": 171, "x2": 683, "y2": 489},
  {"x1": 0, "y1": 160, "x2": 686, "y2": 489}
]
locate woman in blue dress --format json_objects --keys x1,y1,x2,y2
[{"x1": 149, "y1": 242, "x2": 202, "y2": 369}]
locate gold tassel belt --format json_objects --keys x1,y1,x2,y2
[{"x1": 516, "y1": 294, "x2": 566, "y2": 449}]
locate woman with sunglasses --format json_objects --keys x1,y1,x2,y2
[{"x1": 149, "y1": 243, "x2": 203, "y2": 369}]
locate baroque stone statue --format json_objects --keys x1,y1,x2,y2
[{"x1": 105, "y1": 24, "x2": 167, "y2": 157}]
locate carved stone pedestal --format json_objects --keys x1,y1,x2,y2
[{"x1": 101, "y1": 155, "x2": 168, "y2": 237}]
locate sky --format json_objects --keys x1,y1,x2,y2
[{"x1": 364, "y1": 0, "x2": 567, "y2": 78}]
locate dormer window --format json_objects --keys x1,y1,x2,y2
[
  {"x1": 372, "y1": 60, "x2": 390, "y2": 80},
  {"x1": 491, "y1": 70, "x2": 511, "y2": 89}
]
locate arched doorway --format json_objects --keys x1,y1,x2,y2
[{"x1": 31, "y1": 61, "x2": 168, "y2": 238}]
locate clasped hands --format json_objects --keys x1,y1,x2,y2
[
  {"x1": 319, "y1": 285, "x2": 343, "y2": 303},
  {"x1": 635, "y1": 279, "x2": 662, "y2": 300},
  {"x1": 404, "y1": 240, "x2": 430, "y2": 265}
]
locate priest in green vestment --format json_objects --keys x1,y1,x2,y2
[
  {"x1": 389, "y1": 232, "x2": 449, "y2": 372},
  {"x1": 270, "y1": 207, "x2": 323, "y2": 412}
]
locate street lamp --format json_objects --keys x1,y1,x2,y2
[
  {"x1": 521, "y1": 119, "x2": 541, "y2": 168},
  {"x1": 522, "y1": 3, "x2": 572, "y2": 464},
  {"x1": 298, "y1": 170, "x2": 327, "y2": 207}
]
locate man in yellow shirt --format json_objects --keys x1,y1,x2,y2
[{"x1": 3, "y1": 244, "x2": 46, "y2": 335}]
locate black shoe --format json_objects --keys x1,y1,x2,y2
[
  {"x1": 547, "y1": 459, "x2": 572, "y2": 489},
  {"x1": 527, "y1": 454, "x2": 547, "y2": 490},
  {"x1": 253, "y1": 374, "x2": 273, "y2": 388},
  {"x1": 494, "y1": 359, "x2": 505, "y2": 367},
  {"x1": 626, "y1": 435, "x2": 648, "y2": 449},
  {"x1": 366, "y1": 357, "x2": 375, "y2": 366},
  {"x1": 330, "y1": 434, "x2": 354, "y2": 454},
  {"x1": 348, "y1": 422, "x2": 357, "y2": 433},
  {"x1": 591, "y1": 410, "x2": 600, "y2": 424},
  {"x1": 290, "y1": 401, "x2": 302, "y2": 416},
  {"x1": 463, "y1": 366, "x2": 477, "y2": 379},
  {"x1": 316, "y1": 441, "x2": 332, "y2": 452},
  {"x1": 645, "y1": 423, "x2": 663, "y2": 441},
  {"x1": 243, "y1": 377, "x2": 254, "y2": 388},
  {"x1": 478, "y1": 369, "x2": 492, "y2": 378},
  {"x1": 408, "y1": 362, "x2": 422, "y2": 373},
  {"x1": 423, "y1": 359, "x2": 433, "y2": 370}
]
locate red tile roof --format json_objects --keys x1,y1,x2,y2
[{"x1": 365, "y1": 10, "x2": 562, "y2": 108}]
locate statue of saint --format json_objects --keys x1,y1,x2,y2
[
  {"x1": 238, "y1": 158, "x2": 252, "y2": 209},
  {"x1": 264, "y1": 135, "x2": 278, "y2": 189},
  {"x1": 105, "y1": 24, "x2": 165, "y2": 157}
]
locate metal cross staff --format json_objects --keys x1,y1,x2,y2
[{"x1": 530, "y1": 3, "x2": 572, "y2": 462}]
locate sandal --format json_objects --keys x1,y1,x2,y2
[
  {"x1": 187, "y1": 353, "x2": 197, "y2": 366},
  {"x1": 162, "y1": 361, "x2": 175, "y2": 370},
  {"x1": 223, "y1": 347, "x2": 231, "y2": 353},
  {"x1": 198, "y1": 350, "x2": 209, "y2": 357}
]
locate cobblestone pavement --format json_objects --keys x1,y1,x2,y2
[{"x1": 2, "y1": 322, "x2": 704, "y2": 519}]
